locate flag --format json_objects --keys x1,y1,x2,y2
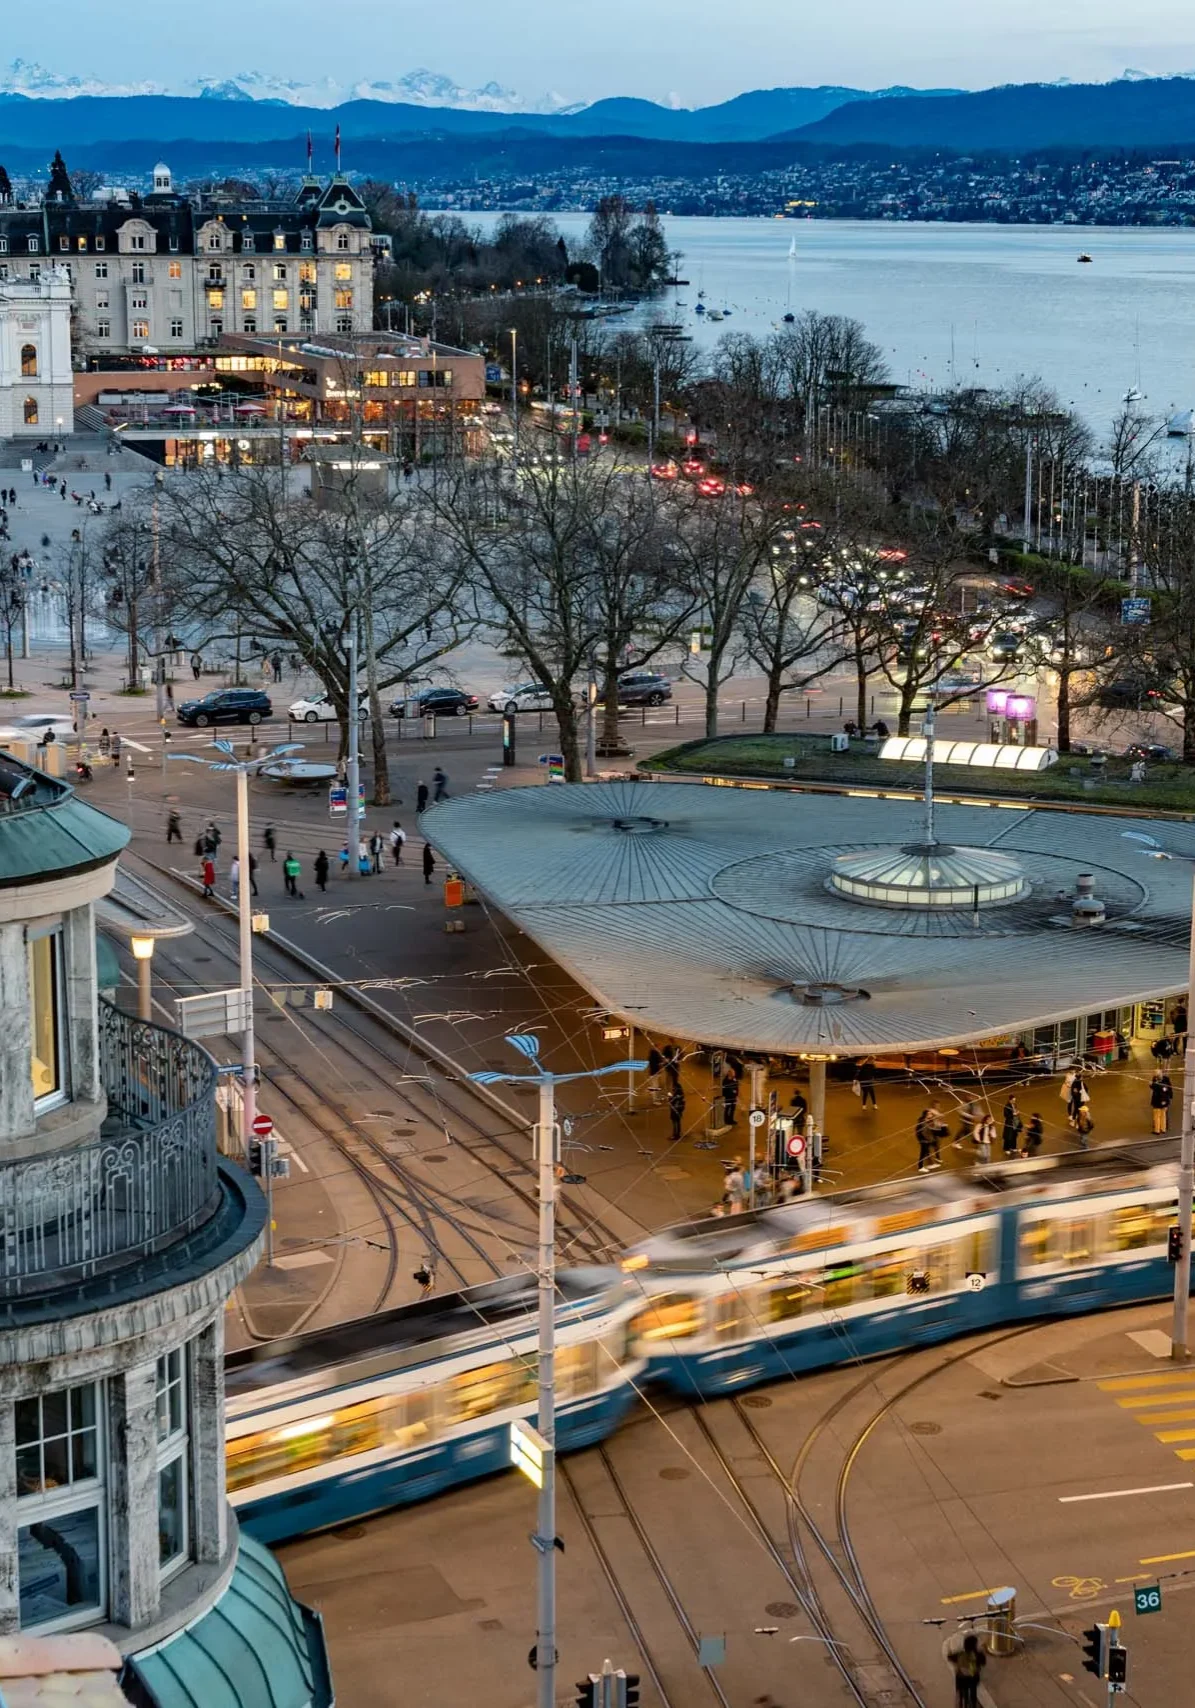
[{"x1": 334, "y1": 124, "x2": 341, "y2": 171}]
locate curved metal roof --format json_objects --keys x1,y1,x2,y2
[
  {"x1": 0, "y1": 754, "x2": 128, "y2": 888},
  {"x1": 423, "y1": 781, "x2": 1195, "y2": 1052}
]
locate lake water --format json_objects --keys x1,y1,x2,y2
[{"x1": 460, "y1": 214, "x2": 1195, "y2": 447}]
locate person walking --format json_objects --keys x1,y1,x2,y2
[
  {"x1": 422, "y1": 843, "x2": 436, "y2": 885},
  {"x1": 283, "y1": 851, "x2": 304, "y2": 898},
  {"x1": 338, "y1": 842, "x2": 350, "y2": 874},
  {"x1": 1024, "y1": 1112, "x2": 1044, "y2": 1158},
  {"x1": 668, "y1": 1082, "x2": 686, "y2": 1144},
  {"x1": 200, "y1": 855, "x2": 216, "y2": 899},
  {"x1": 915, "y1": 1107, "x2": 935, "y2": 1173},
  {"x1": 98, "y1": 727, "x2": 111, "y2": 759},
  {"x1": 1150, "y1": 1070, "x2": 1173, "y2": 1134},
  {"x1": 369, "y1": 830, "x2": 384, "y2": 874},
  {"x1": 721, "y1": 1066, "x2": 739, "y2": 1128},
  {"x1": 166, "y1": 808, "x2": 181, "y2": 843},
  {"x1": 1001, "y1": 1095, "x2": 1023, "y2": 1159},
  {"x1": 973, "y1": 1113, "x2": 995, "y2": 1165},
  {"x1": 203, "y1": 820, "x2": 221, "y2": 859},
  {"x1": 229, "y1": 856, "x2": 240, "y2": 903},
  {"x1": 789, "y1": 1086, "x2": 808, "y2": 1131},
  {"x1": 263, "y1": 824, "x2": 277, "y2": 862},
  {"x1": 856, "y1": 1055, "x2": 878, "y2": 1108},
  {"x1": 954, "y1": 1097, "x2": 981, "y2": 1148},
  {"x1": 952, "y1": 1634, "x2": 985, "y2": 1708},
  {"x1": 432, "y1": 766, "x2": 449, "y2": 803},
  {"x1": 1069, "y1": 1070, "x2": 1092, "y2": 1145},
  {"x1": 416, "y1": 779, "x2": 429, "y2": 813},
  {"x1": 247, "y1": 851, "x2": 259, "y2": 897},
  {"x1": 110, "y1": 731, "x2": 122, "y2": 765},
  {"x1": 357, "y1": 838, "x2": 371, "y2": 877},
  {"x1": 389, "y1": 821, "x2": 406, "y2": 865},
  {"x1": 722, "y1": 1160, "x2": 745, "y2": 1212},
  {"x1": 314, "y1": 850, "x2": 329, "y2": 893},
  {"x1": 191, "y1": 654, "x2": 202, "y2": 681},
  {"x1": 916, "y1": 1103, "x2": 945, "y2": 1171}
]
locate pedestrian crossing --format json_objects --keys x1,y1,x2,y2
[{"x1": 1098, "y1": 1370, "x2": 1195, "y2": 1461}]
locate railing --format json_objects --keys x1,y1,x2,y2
[{"x1": 0, "y1": 1003, "x2": 221, "y2": 1297}]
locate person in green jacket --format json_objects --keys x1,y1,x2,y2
[{"x1": 283, "y1": 851, "x2": 303, "y2": 899}]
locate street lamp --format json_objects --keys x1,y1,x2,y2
[
  {"x1": 171, "y1": 738, "x2": 303, "y2": 1154},
  {"x1": 130, "y1": 934, "x2": 155, "y2": 1021},
  {"x1": 471, "y1": 1033, "x2": 646, "y2": 1708}
]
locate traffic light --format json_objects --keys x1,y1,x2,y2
[
  {"x1": 574, "y1": 1678, "x2": 598, "y2": 1708},
  {"x1": 616, "y1": 1672, "x2": 640, "y2": 1708},
  {"x1": 247, "y1": 1138, "x2": 262, "y2": 1177},
  {"x1": 1081, "y1": 1624, "x2": 1109, "y2": 1678},
  {"x1": 1107, "y1": 1645, "x2": 1129, "y2": 1688},
  {"x1": 1169, "y1": 1225, "x2": 1183, "y2": 1263}
]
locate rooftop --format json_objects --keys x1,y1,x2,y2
[{"x1": 0, "y1": 754, "x2": 129, "y2": 888}]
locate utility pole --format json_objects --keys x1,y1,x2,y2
[
  {"x1": 152, "y1": 470, "x2": 166, "y2": 725},
  {"x1": 1174, "y1": 859, "x2": 1195, "y2": 1359},
  {"x1": 1022, "y1": 434, "x2": 1033, "y2": 554},
  {"x1": 235, "y1": 764, "x2": 258, "y2": 1158},
  {"x1": 747, "y1": 1062, "x2": 766, "y2": 1209},
  {"x1": 347, "y1": 630, "x2": 361, "y2": 878},
  {"x1": 534, "y1": 1072, "x2": 558, "y2": 1708},
  {"x1": 510, "y1": 327, "x2": 519, "y2": 476}
]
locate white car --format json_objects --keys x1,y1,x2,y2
[
  {"x1": 288, "y1": 695, "x2": 365, "y2": 723},
  {"x1": 487, "y1": 683, "x2": 554, "y2": 714},
  {"x1": 7, "y1": 712, "x2": 79, "y2": 739}
]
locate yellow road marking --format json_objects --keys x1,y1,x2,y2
[
  {"x1": 1099, "y1": 1373, "x2": 1195, "y2": 1391},
  {"x1": 1114, "y1": 1390, "x2": 1195, "y2": 1409},
  {"x1": 1155, "y1": 1429, "x2": 1195, "y2": 1444},
  {"x1": 1140, "y1": 1549, "x2": 1195, "y2": 1564},
  {"x1": 1114, "y1": 1575, "x2": 1152, "y2": 1583},
  {"x1": 940, "y1": 1588, "x2": 1000, "y2": 1605},
  {"x1": 1131, "y1": 1409, "x2": 1195, "y2": 1425},
  {"x1": 1174, "y1": 1449, "x2": 1195, "y2": 1461}
]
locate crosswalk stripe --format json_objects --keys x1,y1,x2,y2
[
  {"x1": 1099, "y1": 1373, "x2": 1195, "y2": 1391},
  {"x1": 1154, "y1": 1429, "x2": 1195, "y2": 1444},
  {"x1": 1114, "y1": 1390, "x2": 1195, "y2": 1409},
  {"x1": 1133, "y1": 1408, "x2": 1195, "y2": 1426},
  {"x1": 1174, "y1": 1449, "x2": 1195, "y2": 1461}
]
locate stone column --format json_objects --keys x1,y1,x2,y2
[
  {"x1": 107, "y1": 1362, "x2": 160, "y2": 1630},
  {"x1": 63, "y1": 905, "x2": 101, "y2": 1107},
  {"x1": 0, "y1": 922, "x2": 35, "y2": 1145},
  {"x1": 189, "y1": 1318, "x2": 227, "y2": 1564},
  {"x1": 0, "y1": 1403, "x2": 18, "y2": 1634}
]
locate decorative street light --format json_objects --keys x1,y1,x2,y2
[{"x1": 470, "y1": 1033, "x2": 646, "y2": 1708}]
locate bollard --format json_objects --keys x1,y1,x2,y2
[
  {"x1": 741, "y1": 700, "x2": 746, "y2": 722},
  {"x1": 838, "y1": 696, "x2": 843, "y2": 715},
  {"x1": 985, "y1": 1587, "x2": 1017, "y2": 1656},
  {"x1": 675, "y1": 703, "x2": 680, "y2": 725},
  {"x1": 806, "y1": 698, "x2": 811, "y2": 718}
]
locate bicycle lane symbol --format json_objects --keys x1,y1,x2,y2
[{"x1": 1052, "y1": 1574, "x2": 1107, "y2": 1600}]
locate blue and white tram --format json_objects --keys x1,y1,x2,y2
[{"x1": 225, "y1": 1267, "x2": 643, "y2": 1543}]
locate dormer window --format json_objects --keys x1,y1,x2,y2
[
  {"x1": 27, "y1": 237, "x2": 39, "y2": 254},
  {"x1": 130, "y1": 233, "x2": 146, "y2": 250},
  {"x1": 301, "y1": 233, "x2": 312, "y2": 251},
  {"x1": 273, "y1": 233, "x2": 286, "y2": 252},
  {"x1": 0, "y1": 238, "x2": 8, "y2": 255},
  {"x1": 95, "y1": 235, "x2": 105, "y2": 252},
  {"x1": 58, "y1": 235, "x2": 69, "y2": 252},
  {"x1": 243, "y1": 234, "x2": 255, "y2": 253},
  {"x1": 208, "y1": 233, "x2": 223, "y2": 252}
]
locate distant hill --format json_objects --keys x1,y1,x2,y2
[{"x1": 786, "y1": 76, "x2": 1195, "y2": 149}]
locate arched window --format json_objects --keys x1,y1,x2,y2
[
  {"x1": 20, "y1": 344, "x2": 37, "y2": 377},
  {"x1": 23, "y1": 397, "x2": 39, "y2": 425}
]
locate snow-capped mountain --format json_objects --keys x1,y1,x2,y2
[{"x1": 0, "y1": 58, "x2": 580, "y2": 113}]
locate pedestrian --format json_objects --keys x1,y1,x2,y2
[
  {"x1": 191, "y1": 653, "x2": 202, "y2": 681},
  {"x1": 952, "y1": 1633, "x2": 985, "y2": 1708},
  {"x1": 1173, "y1": 1003, "x2": 1188, "y2": 1056},
  {"x1": 263, "y1": 824, "x2": 277, "y2": 862},
  {"x1": 314, "y1": 850, "x2": 329, "y2": 892},
  {"x1": 283, "y1": 851, "x2": 303, "y2": 897},
  {"x1": 954, "y1": 1097, "x2": 981, "y2": 1147},
  {"x1": 110, "y1": 731, "x2": 122, "y2": 765},
  {"x1": 1001, "y1": 1095, "x2": 1023, "y2": 1159},
  {"x1": 201, "y1": 855, "x2": 216, "y2": 898},
  {"x1": 416, "y1": 779, "x2": 429, "y2": 813},
  {"x1": 357, "y1": 837, "x2": 371, "y2": 877},
  {"x1": 98, "y1": 726, "x2": 111, "y2": 758},
  {"x1": 229, "y1": 855, "x2": 240, "y2": 902},
  {"x1": 856, "y1": 1054, "x2": 878, "y2": 1108},
  {"x1": 389, "y1": 820, "x2": 406, "y2": 865},
  {"x1": 248, "y1": 851, "x2": 259, "y2": 897},
  {"x1": 789, "y1": 1087, "x2": 808, "y2": 1131},
  {"x1": 1070, "y1": 1071, "x2": 1092, "y2": 1145},
  {"x1": 916, "y1": 1103, "x2": 945, "y2": 1172},
  {"x1": 422, "y1": 843, "x2": 436, "y2": 885},
  {"x1": 433, "y1": 766, "x2": 448, "y2": 803},
  {"x1": 104, "y1": 470, "x2": 111, "y2": 492},
  {"x1": 1024, "y1": 1112, "x2": 1044, "y2": 1158},
  {"x1": 369, "y1": 830, "x2": 384, "y2": 874},
  {"x1": 1151, "y1": 1032, "x2": 1174, "y2": 1065},
  {"x1": 973, "y1": 1114, "x2": 994, "y2": 1165},
  {"x1": 338, "y1": 842, "x2": 350, "y2": 873},
  {"x1": 668, "y1": 1083, "x2": 686, "y2": 1143},
  {"x1": 721, "y1": 1066, "x2": 739, "y2": 1128},
  {"x1": 271, "y1": 651, "x2": 283, "y2": 683},
  {"x1": 166, "y1": 808, "x2": 181, "y2": 843},
  {"x1": 722, "y1": 1160, "x2": 745, "y2": 1210},
  {"x1": 1150, "y1": 1070, "x2": 1173, "y2": 1134}
]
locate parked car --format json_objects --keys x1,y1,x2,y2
[
  {"x1": 487, "y1": 683, "x2": 554, "y2": 714},
  {"x1": 176, "y1": 688, "x2": 272, "y2": 727},
  {"x1": 288, "y1": 695, "x2": 366, "y2": 723},
  {"x1": 615, "y1": 672, "x2": 672, "y2": 707},
  {"x1": 390, "y1": 687, "x2": 479, "y2": 719}
]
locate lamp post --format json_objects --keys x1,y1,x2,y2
[
  {"x1": 130, "y1": 934, "x2": 155, "y2": 1021},
  {"x1": 471, "y1": 1034, "x2": 646, "y2": 1708},
  {"x1": 510, "y1": 328, "x2": 519, "y2": 476}
]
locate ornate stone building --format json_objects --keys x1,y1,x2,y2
[
  {"x1": 0, "y1": 268, "x2": 74, "y2": 437},
  {"x1": 0, "y1": 751, "x2": 329, "y2": 1704}
]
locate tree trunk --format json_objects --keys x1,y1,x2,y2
[
  {"x1": 127, "y1": 593, "x2": 138, "y2": 692},
  {"x1": 1184, "y1": 700, "x2": 1195, "y2": 766},
  {"x1": 854, "y1": 646, "x2": 868, "y2": 732},
  {"x1": 897, "y1": 679, "x2": 917, "y2": 737},
  {"x1": 600, "y1": 664, "x2": 621, "y2": 749},
  {"x1": 762, "y1": 670, "x2": 782, "y2": 733},
  {"x1": 556, "y1": 698, "x2": 583, "y2": 781},
  {"x1": 361, "y1": 573, "x2": 391, "y2": 806},
  {"x1": 1056, "y1": 667, "x2": 1072, "y2": 754},
  {"x1": 704, "y1": 668, "x2": 719, "y2": 739},
  {"x1": 5, "y1": 631, "x2": 12, "y2": 691}
]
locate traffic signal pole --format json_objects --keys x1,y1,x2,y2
[
  {"x1": 536, "y1": 1075, "x2": 558, "y2": 1708},
  {"x1": 1174, "y1": 861, "x2": 1195, "y2": 1359}
]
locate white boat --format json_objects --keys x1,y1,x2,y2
[{"x1": 706, "y1": 309, "x2": 724, "y2": 321}]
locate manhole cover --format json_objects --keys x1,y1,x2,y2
[
  {"x1": 978, "y1": 1390, "x2": 1003, "y2": 1401},
  {"x1": 741, "y1": 1394, "x2": 773, "y2": 1409},
  {"x1": 392, "y1": 1125, "x2": 417, "y2": 1135},
  {"x1": 265, "y1": 1014, "x2": 286, "y2": 1022},
  {"x1": 659, "y1": 1467, "x2": 690, "y2": 1481},
  {"x1": 765, "y1": 1602, "x2": 802, "y2": 1620},
  {"x1": 909, "y1": 1421, "x2": 942, "y2": 1436}
]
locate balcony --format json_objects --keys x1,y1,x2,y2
[{"x1": 0, "y1": 1003, "x2": 221, "y2": 1296}]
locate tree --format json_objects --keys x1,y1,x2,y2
[
  {"x1": 586, "y1": 195, "x2": 634, "y2": 289},
  {"x1": 0, "y1": 560, "x2": 23, "y2": 691},
  {"x1": 0, "y1": 165, "x2": 14, "y2": 205},
  {"x1": 670, "y1": 485, "x2": 776, "y2": 738},
  {"x1": 46, "y1": 150, "x2": 73, "y2": 203},
  {"x1": 1117, "y1": 492, "x2": 1195, "y2": 762},
  {"x1": 70, "y1": 168, "x2": 104, "y2": 202}
]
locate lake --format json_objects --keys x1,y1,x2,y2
[{"x1": 458, "y1": 214, "x2": 1195, "y2": 447}]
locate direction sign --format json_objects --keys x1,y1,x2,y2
[
  {"x1": 1121, "y1": 597, "x2": 1151, "y2": 626},
  {"x1": 786, "y1": 1131, "x2": 806, "y2": 1158},
  {"x1": 251, "y1": 1113, "x2": 274, "y2": 1138},
  {"x1": 1134, "y1": 1583, "x2": 1161, "y2": 1615},
  {"x1": 69, "y1": 691, "x2": 90, "y2": 702}
]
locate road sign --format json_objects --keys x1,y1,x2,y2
[
  {"x1": 174, "y1": 988, "x2": 252, "y2": 1040},
  {"x1": 328, "y1": 785, "x2": 347, "y2": 816},
  {"x1": 748, "y1": 1108, "x2": 766, "y2": 1128},
  {"x1": 1134, "y1": 1583, "x2": 1161, "y2": 1615},
  {"x1": 69, "y1": 691, "x2": 90, "y2": 701},
  {"x1": 510, "y1": 1417, "x2": 551, "y2": 1489},
  {"x1": 251, "y1": 1113, "x2": 274, "y2": 1138},
  {"x1": 1121, "y1": 597, "x2": 1151, "y2": 626},
  {"x1": 786, "y1": 1131, "x2": 806, "y2": 1158},
  {"x1": 538, "y1": 752, "x2": 565, "y2": 784}
]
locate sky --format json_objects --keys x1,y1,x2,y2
[{"x1": 6, "y1": 0, "x2": 1195, "y2": 108}]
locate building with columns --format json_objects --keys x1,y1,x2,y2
[
  {"x1": 0, "y1": 268, "x2": 74, "y2": 437},
  {"x1": 0, "y1": 750, "x2": 330, "y2": 1704}
]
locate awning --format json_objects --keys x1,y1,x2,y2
[{"x1": 125, "y1": 1536, "x2": 332, "y2": 1708}]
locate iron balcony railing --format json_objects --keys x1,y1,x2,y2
[{"x1": 0, "y1": 1001, "x2": 221, "y2": 1296}]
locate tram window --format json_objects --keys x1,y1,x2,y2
[
  {"x1": 1111, "y1": 1204, "x2": 1158, "y2": 1252},
  {"x1": 600, "y1": 1327, "x2": 629, "y2": 1373},
  {"x1": 928, "y1": 1244, "x2": 957, "y2": 1290},
  {"x1": 226, "y1": 1395, "x2": 387, "y2": 1491},
  {"x1": 1019, "y1": 1220, "x2": 1052, "y2": 1267},
  {"x1": 768, "y1": 1281, "x2": 815, "y2": 1323},
  {"x1": 965, "y1": 1231, "x2": 994, "y2": 1276},
  {"x1": 559, "y1": 1344, "x2": 597, "y2": 1399},
  {"x1": 447, "y1": 1362, "x2": 518, "y2": 1424},
  {"x1": 632, "y1": 1293, "x2": 700, "y2": 1342},
  {"x1": 391, "y1": 1389, "x2": 436, "y2": 1448},
  {"x1": 822, "y1": 1267, "x2": 862, "y2": 1311},
  {"x1": 1065, "y1": 1219, "x2": 1094, "y2": 1265},
  {"x1": 870, "y1": 1259, "x2": 907, "y2": 1300},
  {"x1": 713, "y1": 1295, "x2": 750, "y2": 1340}
]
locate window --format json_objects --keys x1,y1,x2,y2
[
  {"x1": 76, "y1": 236, "x2": 87, "y2": 252},
  {"x1": 169, "y1": 318, "x2": 184, "y2": 339},
  {"x1": 242, "y1": 289, "x2": 257, "y2": 311},
  {"x1": 94, "y1": 260, "x2": 107, "y2": 279},
  {"x1": 335, "y1": 314, "x2": 353, "y2": 333},
  {"x1": 0, "y1": 237, "x2": 7, "y2": 253},
  {"x1": 334, "y1": 288, "x2": 353, "y2": 310},
  {"x1": 274, "y1": 316, "x2": 288, "y2": 333},
  {"x1": 28, "y1": 237, "x2": 39, "y2": 253},
  {"x1": 169, "y1": 235, "x2": 179, "y2": 252},
  {"x1": 365, "y1": 370, "x2": 389, "y2": 387},
  {"x1": 242, "y1": 263, "x2": 255, "y2": 282},
  {"x1": 21, "y1": 396, "x2": 37, "y2": 426},
  {"x1": 396, "y1": 370, "x2": 416, "y2": 387},
  {"x1": 631, "y1": 1293, "x2": 700, "y2": 1343},
  {"x1": 130, "y1": 233, "x2": 146, "y2": 250},
  {"x1": 95, "y1": 319, "x2": 110, "y2": 339},
  {"x1": 207, "y1": 291, "x2": 224, "y2": 312},
  {"x1": 243, "y1": 319, "x2": 256, "y2": 333},
  {"x1": 273, "y1": 263, "x2": 287, "y2": 282},
  {"x1": 299, "y1": 260, "x2": 315, "y2": 283},
  {"x1": 336, "y1": 231, "x2": 350, "y2": 250},
  {"x1": 95, "y1": 290, "x2": 109, "y2": 309},
  {"x1": 29, "y1": 265, "x2": 40, "y2": 284},
  {"x1": 95, "y1": 235, "x2": 105, "y2": 252},
  {"x1": 334, "y1": 262, "x2": 352, "y2": 281},
  {"x1": 299, "y1": 313, "x2": 313, "y2": 332},
  {"x1": 0, "y1": 264, "x2": 10, "y2": 280},
  {"x1": 242, "y1": 234, "x2": 255, "y2": 253},
  {"x1": 168, "y1": 260, "x2": 182, "y2": 279},
  {"x1": 131, "y1": 320, "x2": 149, "y2": 340},
  {"x1": 155, "y1": 1351, "x2": 188, "y2": 1575},
  {"x1": 301, "y1": 232, "x2": 312, "y2": 252},
  {"x1": 210, "y1": 320, "x2": 223, "y2": 336},
  {"x1": 131, "y1": 261, "x2": 145, "y2": 284},
  {"x1": 20, "y1": 344, "x2": 37, "y2": 378},
  {"x1": 16, "y1": 1384, "x2": 104, "y2": 1630},
  {"x1": 272, "y1": 288, "x2": 288, "y2": 310},
  {"x1": 58, "y1": 235, "x2": 69, "y2": 252},
  {"x1": 208, "y1": 262, "x2": 222, "y2": 284},
  {"x1": 208, "y1": 232, "x2": 223, "y2": 252},
  {"x1": 130, "y1": 293, "x2": 147, "y2": 311},
  {"x1": 274, "y1": 233, "x2": 286, "y2": 252}
]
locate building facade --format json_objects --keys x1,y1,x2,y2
[
  {"x1": 0, "y1": 269, "x2": 74, "y2": 437},
  {"x1": 0, "y1": 751, "x2": 329, "y2": 1704},
  {"x1": 0, "y1": 165, "x2": 373, "y2": 360}
]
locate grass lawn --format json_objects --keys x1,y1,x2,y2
[{"x1": 643, "y1": 732, "x2": 1195, "y2": 815}]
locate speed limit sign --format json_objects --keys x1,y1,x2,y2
[{"x1": 786, "y1": 1131, "x2": 806, "y2": 1159}]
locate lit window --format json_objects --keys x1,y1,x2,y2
[
  {"x1": 334, "y1": 289, "x2": 353, "y2": 310},
  {"x1": 94, "y1": 260, "x2": 107, "y2": 279},
  {"x1": 396, "y1": 370, "x2": 416, "y2": 387},
  {"x1": 365, "y1": 370, "x2": 388, "y2": 387},
  {"x1": 272, "y1": 289, "x2": 288, "y2": 310},
  {"x1": 28, "y1": 237, "x2": 39, "y2": 254},
  {"x1": 22, "y1": 396, "x2": 38, "y2": 426},
  {"x1": 95, "y1": 319, "x2": 110, "y2": 339},
  {"x1": 274, "y1": 233, "x2": 286, "y2": 251},
  {"x1": 131, "y1": 320, "x2": 149, "y2": 340},
  {"x1": 334, "y1": 262, "x2": 352, "y2": 281},
  {"x1": 16, "y1": 1384, "x2": 104, "y2": 1630},
  {"x1": 76, "y1": 235, "x2": 87, "y2": 251},
  {"x1": 242, "y1": 289, "x2": 257, "y2": 311},
  {"x1": 207, "y1": 291, "x2": 224, "y2": 312},
  {"x1": 168, "y1": 260, "x2": 182, "y2": 279},
  {"x1": 299, "y1": 261, "x2": 315, "y2": 282},
  {"x1": 169, "y1": 318, "x2": 183, "y2": 339},
  {"x1": 20, "y1": 344, "x2": 37, "y2": 378}
]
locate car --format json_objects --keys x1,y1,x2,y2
[
  {"x1": 9, "y1": 712, "x2": 79, "y2": 738},
  {"x1": 1000, "y1": 579, "x2": 1035, "y2": 599},
  {"x1": 615, "y1": 672, "x2": 672, "y2": 707},
  {"x1": 288, "y1": 695, "x2": 367, "y2": 724},
  {"x1": 1095, "y1": 679, "x2": 1164, "y2": 710},
  {"x1": 488, "y1": 683, "x2": 554, "y2": 714},
  {"x1": 389, "y1": 688, "x2": 479, "y2": 719},
  {"x1": 649, "y1": 462, "x2": 679, "y2": 481},
  {"x1": 988, "y1": 631, "x2": 1025, "y2": 663},
  {"x1": 176, "y1": 688, "x2": 272, "y2": 728},
  {"x1": 1124, "y1": 742, "x2": 1174, "y2": 762}
]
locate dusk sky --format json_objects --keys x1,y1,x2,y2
[{"x1": 6, "y1": 0, "x2": 1195, "y2": 107}]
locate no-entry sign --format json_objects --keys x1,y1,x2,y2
[
  {"x1": 251, "y1": 1114, "x2": 274, "y2": 1138},
  {"x1": 786, "y1": 1131, "x2": 806, "y2": 1159}
]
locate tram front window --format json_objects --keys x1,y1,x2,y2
[{"x1": 632, "y1": 1293, "x2": 700, "y2": 1343}]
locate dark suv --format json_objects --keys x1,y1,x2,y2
[
  {"x1": 177, "y1": 688, "x2": 273, "y2": 728},
  {"x1": 615, "y1": 672, "x2": 672, "y2": 707},
  {"x1": 389, "y1": 687, "x2": 479, "y2": 719}
]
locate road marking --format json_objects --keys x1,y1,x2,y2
[
  {"x1": 1112, "y1": 1389, "x2": 1195, "y2": 1408},
  {"x1": 940, "y1": 1588, "x2": 1000, "y2": 1605},
  {"x1": 120, "y1": 737, "x2": 151, "y2": 753},
  {"x1": 1132, "y1": 1409, "x2": 1195, "y2": 1426},
  {"x1": 271, "y1": 1250, "x2": 333, "y2": 1270},
  {"x1": 1058, "y1": 1482, "x2": 1194, "y2": 1503},
  {"x1": 1140, "y1": 1549, "x2": 1195, "y2": 1564},
  {"x1": 1098, "y1": 1372, "x2": 1195, "y2": 1391},
  {"x1": 1114, "y1": 1575, "x2": 1153, "y2": 1583},
  {"x1": 1155, "y1": 1428, "x2": 1195, "y2": 1443},
  {"x1": 1053, "y1": 1574, "x2": 1106, "y2": 1599},
  {"x1": 1129, "y1": 1329, "x2": 1175, "y2": 1358},
  {"x1": 1174, "y1": 1449, "x2": 1195, "y2": 1461}
]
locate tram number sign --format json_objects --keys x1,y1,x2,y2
[
  {"x1": 786, "y1": 1132, "x2": 806, "y2": 1159},
  {"x1": 748, "y1": 1109, "x2": 766, "y2": 1128},
  {"x1": 251, "y1": 1114, "x2": 274, "y2": 1138},
  {"x1": 966, "y1": 1272, "x2": 986, "y2": 1292},
  {"x1": 1134, "y1": 1583, "x2": 1162, "y2": 1615}
]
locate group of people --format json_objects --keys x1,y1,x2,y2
[
  {"x1": 181, "y1": 812, "x2": 435, "y2": 898},
  {"x1": 915, "y1": 1094, "x2": 1047, "y2": 1172}
]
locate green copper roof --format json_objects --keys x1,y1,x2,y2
[
  {"x1": 0, "y1": 754, "x2": 128, "y2": 887},
  {"x1": 126, "y1": 1536, "x2": 332, "y2": 1708}
]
